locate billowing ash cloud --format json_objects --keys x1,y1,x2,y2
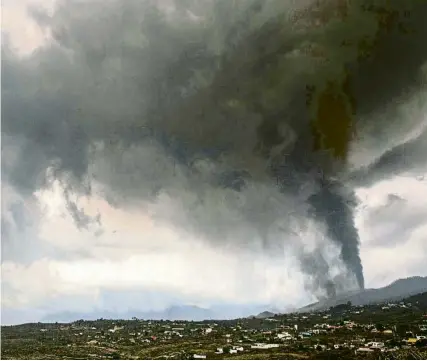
[{"x1": 2, "y1": 0, "x2": 427, "y2": 298}]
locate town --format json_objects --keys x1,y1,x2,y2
[{"x1": 2, "y1": 292, "x2": 427, "y2": 360}]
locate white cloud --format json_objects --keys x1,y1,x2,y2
[
  {"x1": 1, "y1": 0, "x2": 56, "y2": 55},
  {"x1": 2, "y1": 184, "x2": 311, "y2": 311},
  {"x1": 2, "y1": 174, "x2": 427, "y2": 317},
  {"x1": 1, "y1": 249, "x2": 309, "y2": 310},
  {"x1": 355, "y1": 175, "x2": 427, "y2": 288},
  {"x1": 1, "y1": 258, "x2": 99, "y2": 307}
]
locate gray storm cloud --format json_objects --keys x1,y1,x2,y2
[{"x1": 2, "y1": 0, "x2": 427, "y2": 298}]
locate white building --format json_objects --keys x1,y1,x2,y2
[
  {"x1": 357, "y1": 347, "x2": 374, "y2": 353},
  {"x1": 277, "y1": 332, "x2": 293, "y2": 340},
  {"x1": 193, "y1": 354, "x2": 206, "y2": 359},
  {"x1": 215, "y1": 348, "x2": 223, "y2": 354},
  {"x1": 365, "y1": 341, "x2": 384, "y2": 349},
  {"x1": 232, "y1": 346, "x2": 244, "y2": 351},
  {"x1": 251, "y1": 343, "x2": 280, "y2": 349}
]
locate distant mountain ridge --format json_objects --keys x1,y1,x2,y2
[
  {"x1": 41, "y1": 276, "x2": 427, "y2": 323},
  {"x1": 255, "y1": 311, "x2": 276, "y2": 319},
  {"x1": 41, "y1": 304, "x2": 272, "y2": 323},
  {"x1": 299, "y1": 276, "x2": 427, "y2": 312}
]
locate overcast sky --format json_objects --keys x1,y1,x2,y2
[{"x1": 2, "y1": 0, "x2": 427, "y2": 325}]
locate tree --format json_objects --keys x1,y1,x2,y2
[
  {"x1": 376, "y1": 323, "x2": 385, "y2": 332},
  {"x1": 396, "y1": 324, "x2": 410, "y2": 336},
  {"x1": 110, "y1": 352, "x2": 121, "y2": 360},
  {"x1": 416, "y1": 339, "x2": 427, "y2": 348},
  {"x1": 388, "y1": 339, "x2": 401, "y2": 348}
]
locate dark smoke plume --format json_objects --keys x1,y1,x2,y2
[
  {"x1": 2, "y1": 0, "x2": 427, "y2": 298},
  {"x1": 308, "y1": 179, "x2": 363, "y2": 289}
]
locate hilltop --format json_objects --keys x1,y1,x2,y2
[{"x1": 299, "y1": 276, "x2": 427, "y2": 312}]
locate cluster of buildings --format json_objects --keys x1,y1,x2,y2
[{"x1": 18, "y1": 298, "x2": 427, "y2": 359}]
